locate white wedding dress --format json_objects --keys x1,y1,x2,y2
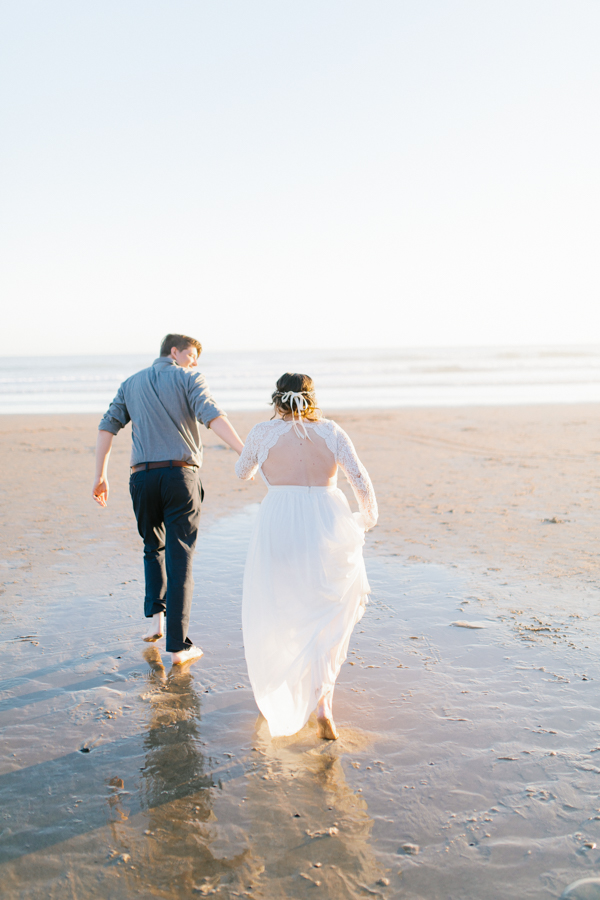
[{"x1": 235, "y1": 418, "x2": 378, "y2": 737}]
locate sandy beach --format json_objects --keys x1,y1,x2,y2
[
  {"x1": 2, "y1": 405, "x2": 600, "y2": 899},
  {"x1": 3, "y1": 404, "x2": 599, "y2": 595}
]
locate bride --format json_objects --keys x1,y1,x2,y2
[{"x1": 235, "y1": 373, "x2": 378, "y2": 740}]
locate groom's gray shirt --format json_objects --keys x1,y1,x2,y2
[{"x1": 98, "y1": 357, "x2": 225, "y2": 467}]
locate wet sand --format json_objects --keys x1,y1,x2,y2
[{"x1": 1, "y1": 405, "x2": 600, "y2": 899}]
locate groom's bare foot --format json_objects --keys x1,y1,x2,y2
[
  {"x1": 171, "y1": 646, "x2": 204, "y2": 666},
  {"x1": 143, "y1": 612, "x2": 164, "y2": 642}
]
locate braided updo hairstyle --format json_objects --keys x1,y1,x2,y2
[{"x1": 271, "y1": 372, "x2": 321, "y2": 422}]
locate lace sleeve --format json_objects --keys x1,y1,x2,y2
[
  {"x1": 235, "y1": 421, "x2": 287, "y2": 481},
  {"x1": 235, "y1": 424, "x2": 262, "y2": 481},
  {"x1": 332, "y1": 423, "x2": 378, "y2": 530}
]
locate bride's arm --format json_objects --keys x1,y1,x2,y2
[
  {"x1": 235, "y1": 425, "x2": 261, "y2": 481},
  {"x1": 334, "y1": 425, "x2": 378, "y2": 530}
]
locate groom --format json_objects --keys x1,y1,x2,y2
[{"x1": 92, "y1": 333, "x2": 244, "y2": 665}]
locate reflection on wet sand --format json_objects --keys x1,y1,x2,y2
[
  {"x1": 236, "y1": 716, "x2": 387, "y2": 898},
  {"x1": 0, "y1": 636, "x2": 386, "y2": 899},
  {"x1": 9, "y1": 503, "x2": 600, "y2": 897},
  {"x1": 140, "y1": 647, "x2": 212, "y2": 810},
  {"x1": 134, "y1": 650, "x2": 386, "y2": 898},
  {"x1": 124, "y1": 648, "x2": 253, "y2": 897}
]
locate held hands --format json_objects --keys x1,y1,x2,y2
[{"x1": 92, "y1": 477, "x2": 109, "y2": 507}]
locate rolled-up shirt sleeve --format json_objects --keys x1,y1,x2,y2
[
  {"x1": 187, "y1": 371, "x2": 226, "y2": 428},
  {"x1": 98, "y1": 385, "x2": 130, "y2": 435}
]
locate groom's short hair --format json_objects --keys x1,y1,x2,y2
[{"x1": 160, "y1": 333, "x2": 202, "y2": 357}]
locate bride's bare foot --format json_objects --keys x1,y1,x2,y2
[
  {"x1": 316, "y1": 695, "x2": 338, "y2": 740},
  {"x1": 171, "y1": 645, "x2": 204, "y2": 666},
  {"x1": 143, "y1": 612, "x2": 164, "y2": 642},
  {"x1": 317, "y1": 714, "x2": 338, "y2": 740}
]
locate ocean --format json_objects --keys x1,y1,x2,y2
[{"x1": 1, "y1": 345, "x2": 600, "y2": 415}]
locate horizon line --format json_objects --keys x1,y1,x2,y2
[{"x1": 1, "y1": 342, "x2": 600, "y2": 361}]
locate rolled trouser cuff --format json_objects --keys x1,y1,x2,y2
[{"x1": 145, "y1": 599, "x2": 166, "y2": 617}]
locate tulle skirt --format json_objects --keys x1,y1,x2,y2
[{"x1": 242, "y1": 484, "x2": 370, "y2": 737}]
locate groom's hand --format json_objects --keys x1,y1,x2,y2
[
  {"x1": 92, "y1": 477, "x2": 109, "y2": 507},
  {"x1": 93, "y1": 431, "x2": 114, "y2": 508}
]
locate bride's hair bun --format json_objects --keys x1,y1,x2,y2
[{"x1": 271, "y1": 373, "x2": 321, "y2": 421}]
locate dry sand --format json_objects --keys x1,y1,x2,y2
[
  {"x1": 1, "y1": 405, "x2": 600, "y2": 900},
  {"x1": 2, "y1": 405, "x2": 599, "y2": 603},
  {"x1": 2, "y1": 404, "x2": 599, "y2": 594}
]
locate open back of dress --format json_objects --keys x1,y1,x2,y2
[{"x1": 235, "y1": 418, "x2": 378, "y2": 737}]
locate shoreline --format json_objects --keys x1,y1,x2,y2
[{"x1": 2, "y1": 396, "x2": 600, "y2": 416}]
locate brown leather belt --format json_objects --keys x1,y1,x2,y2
[{"x1": 131, "y1": 460, "x2": 197, "y2": 473}]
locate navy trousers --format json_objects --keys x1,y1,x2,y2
[{"x1": 129, "y1": 466, "x2": 203, "y2": 653}]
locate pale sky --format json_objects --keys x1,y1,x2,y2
[{"x1": 1, "y1": 1, "x2": 599, "y2": 356}]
